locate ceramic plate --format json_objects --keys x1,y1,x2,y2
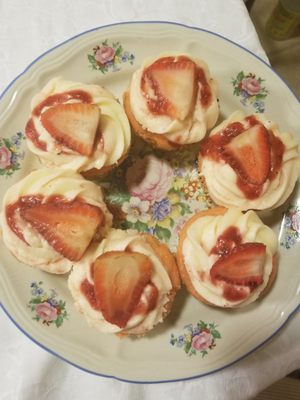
[{"x1": 0, "y1": 22, "x2": 299, "y2": 383}]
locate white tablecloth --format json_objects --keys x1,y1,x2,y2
[{"x1": 0, "y1": 1, "x2": 299, "y2": 399}]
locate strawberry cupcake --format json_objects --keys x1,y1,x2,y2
[
  {"x1": 124, "y1": 53, "x2": 219, "y2": 150},
  {"x1": 68, "y1": 229, "x2": 181, "y2": 335},
  {"x1": 177, "y1": 207, "x2": 278, "y2": 308},
  {"x1": 25, "y1": 77, "x2": 131, "y2": 177},
  {"x1": 0, "y1": 168, "x2": 112, "y2": 273},
  {"x1": 199, "y1": 110, "x2": 300, "y2": 210}
]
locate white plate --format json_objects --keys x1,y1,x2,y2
[{"x1": 0, "y1": 22, "x2": 299, "y2": 383}]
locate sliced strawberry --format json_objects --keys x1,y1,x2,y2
[
  {"x1": 20, "y1": 201, "x2": 103, "y2": 261},
  {"x1": 93, "y1": 251, "x2": 153, "y2": 328},
  {"x1": 210, "y1": 242, "x2": 266, "y2": 288},
  {"x1": 221, "y1": 124, "x2": 271, "y2": 185},
  {"x1": 40, "y1": 103, "x2": 100, "y2": 156},
  {"x1": 141, "y1": 56, "x2": 196, "y2": 120}
]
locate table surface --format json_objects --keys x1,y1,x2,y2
[{"x1": 0, "y1": 1, "x2": 299, "y2": 399}]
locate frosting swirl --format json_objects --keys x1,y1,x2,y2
[
  {"x1": 0, "y1": 168, "x2": 112, "y2": 273},
  {"x1": 68, "y1": 229, "x2": 175, "y2": 334},
  {"x1": 180, "y1": 208, "x2": 277, "y2": 307},
  {"x1": 200, "y1": 110, "x2": 300, "y2": 210},
  {"x1": 25, "y1": 77, "x2": 131, "y2": 172},
  {"x1": 128, "y1": 54, "x2": 219, "y2": 144}
]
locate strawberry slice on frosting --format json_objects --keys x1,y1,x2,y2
[
  {"x1": 210, "y1": 242, "x2": 266, "y2": 302},
  {"x1": 25, "y1": 77, "x2": 131, "y2": 175},
  {"x1": 126, "y1": 53, "x2": 219, "y2": 146},
  {"x1": 41, "y1": 103, "x2": 100, "y2": 156},
  {"x1": 177, "y1": 207, "x2": 278, "y2": 308},
  {"x1": 199, "y1": 110, "x2": 299, "y2": 210},
  {"x1": 68, "y1": 229, "x2": 180, "y2": 335},
  {"x1": 221, "y1": 124, "x2": 271, "y2": 186},
  {"x1": 93, "y1": 251, "x2": 154, "y2": 328},
  {"x1": 0, "y1": 168, "x2": 112, "y2": 274},
  {"x1": 20, "y1": 201, "x2": 104, "y2": 262},
  {"x1": 141, "y1": 56, "x2": 197, "y2": 120}
]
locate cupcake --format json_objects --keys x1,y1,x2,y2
[
  {"x1": 0, "y1": 168, "x2": 112, "y2": 273},
  {"x1": 177, "y1": 207, "x2": 278, "y2": 308},
  {"x1": 124, "y1": 54, "x2": 219, "y2": 150},
  {"x1": 199, "y1": 110, "x2": 300, "y2": 210},
  {"x1": 25, "y1": 77, "x2": 131, "y2": 177},
  {"x1": 68, "y1": 229, "x2": 181, "y2": 335}
]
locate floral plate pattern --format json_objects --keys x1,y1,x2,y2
[
  {"x1": 280, "y1": 204, "x2": 300, "y2": 249},
  {"x1": 170, "y1": 321, "x2": 221, "y2": 357},
  {"x1": 101, "y1": 139, "x2": 214, "y2": 252},
  {"x1": 0, "y1": 132, "x2": 25, "y2": 177},
  {"x1": 232, "y1": 71, "x2": 269, "y2": 113},
  {"x1": 28, "y1": 282, "x2": 68, "y2": 327},
  {"x1": 88, "y1": 40, "x2": 135, "y2": 73}
]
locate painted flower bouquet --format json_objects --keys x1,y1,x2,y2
[
  {"x1": 88, "y1": 40, "x2": 135, "y2": 74},
  {"x1": 0, "y1": 132, "x2": 25, "y2": 177},
  {"x1": 170, "y1": 321, "x2": 221, "y2": 357},
  {"x1": 28, "y1": 282, "x2": 68, "y2": 327},
  {"x1": 232, "y1": 71, "x2": 269, "y2": 113}
]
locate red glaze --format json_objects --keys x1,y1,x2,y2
[
  {"x1": 245, "y1": 115, "x2": 259, "y2": 127},
  {"x1": 200, "y1": 121, "x2": 245, "y2": 161},
  {"x1": 223, "y1": 283, "x2": 249, "y2": 302},
  {"x1": 80, "y1": 279, "x2": 99, "y2": 310},
  {"x1": 6, "y1": 195, "x2": 43, "y2": 242},
  {"x1": 269, "y1": 130, "x2": 285, "y2": 180},
  {"x1": 25, "y1": 118, "x2": 47, "y2": 151},
  {"x1": 196, "y1": 66, "x2": 212, "y2": 107},
  {"x1": 32, "y1": 90, "x2": 93, "y2": 117},
  {"x1": 210, "y1": 226, "x2": 242, "y2": 257},
  {"x1": 200, "y1": 116, "x2": 285, "y2": 199}
]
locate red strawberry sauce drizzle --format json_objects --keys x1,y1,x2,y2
[
  {"x1": 25, "y1": 90, "x2": 93, "y2": 151},
  {"x1": 80, "y1": 279, "x2": 98, "y2": 309},
  {"x1": 223, "y1": 284, "x2": 250, "y2": 302},
  {"x1": 141, "y1": 56, "x2": 212, "y2": 115},
  {"x1": 6, "y1": 195, "x2": 43, "y2": 242},
  {"x1": 210, "y1": 226, "x2": 242, "y2": 257},
  {"x1": 200, "y1": 115, "x2": 285, "y2": 199},
  {"x1": 196, "y1": 66, "x2": 212, "y2": 108},
  {"x1": 6, "y1": 194, "x2": 87, "y2": 244}
]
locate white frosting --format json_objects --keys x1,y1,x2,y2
[
  {"x1": 129, "y1": 54, "x2": 219, "y2": 144},
  {"x1": 26, "y1": 77, "x2": 131, "y2": 172},
  {"x1": 0, "y1": 168, "x2": 112, "y2": 273},
  {"x1": 68, "y1": 229, "x2": 174, "y2": 334},
  {"x1": 181, "y1": 208, "x2": 277, "y2": 307},
  {"x1": 201, "y1": 110, "x2": 300, "y2": 210}
]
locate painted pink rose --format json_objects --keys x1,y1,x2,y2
[
  {"x1": 241, "y1": 77, "x2": 261, "y2": 95},
  {"x1": 126, "y1": 155, "x2": 173, "y2": 203},
  {"x1": 291, "y1": 212, "x2": 300, "y2": 233},
  {"x1": 36, "y1": 302, "x2": 58, "y2": 322},
  {"x1": 0, "y1": 146, "x2": 11, "y2": 169},
  {"x1": 95, "y1": 46, "x2": 115, "y2": 64},
  {"x1": 192, "y1": 331, "x2": 213, "y2": 351}
]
